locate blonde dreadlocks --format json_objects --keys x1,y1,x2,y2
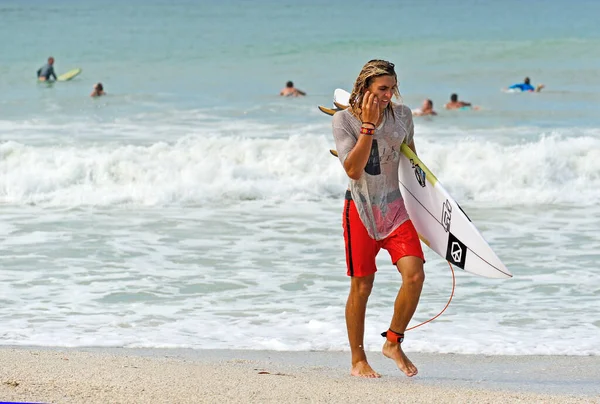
[{"x1": 348, "y1": 59, "x2": 400, "y2": 120}]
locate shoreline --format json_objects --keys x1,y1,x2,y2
[{"x1": 1, "y1": 347, "x2": 598, "y2": 403}]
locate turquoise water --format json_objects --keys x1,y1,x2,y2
[
  {"x1": 1, "y1": 0, "x2": 599, "y2": 354},
  {"x1": 3, "y1": 0, "x2": 600, "y2": 124}
]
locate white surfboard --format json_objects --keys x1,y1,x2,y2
[
  {"x1": 333, "y1": 88, "x2": 351, "y2": 107},
  {"x1": 323, "y1": 89, "x2": 511, "y2": 279}
]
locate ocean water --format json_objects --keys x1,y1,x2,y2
[{"x1": 1, "y1": 0, "x2": 599, "y2": 356}]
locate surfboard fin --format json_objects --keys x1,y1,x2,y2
[
  {"x1": 318, "y1": 105, "x2": 339, "y2": 116},
  {"x1": 333, "y1": 101, "x2": 349, "y2": 110}
]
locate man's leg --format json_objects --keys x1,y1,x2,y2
[
  {"x1": 382, "y1": 256, "x2": 424, "y2": 377},
  {"x1": 346, "y1": 273, "x2": 379, "y2": 378}
]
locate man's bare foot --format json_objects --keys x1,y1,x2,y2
[
  {"x1": 350, "y1": 360, "x2": 381, "y2": 378},
  {"x1": 382, "y1": 341, "x2": 418, "y2": 377}
]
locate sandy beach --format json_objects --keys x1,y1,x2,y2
[{"x1": 1, "y1": 347, "x2": 598, "y2": 404}]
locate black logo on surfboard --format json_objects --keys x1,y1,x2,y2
[
  {"x1": 445, "y1": 233, "x2": 466, "y2": 269},
  {"x1": 442, "y1": 199, "x2": 452, "y2": 233},
  {"x1": 410, "y1": 159, "x2": 426, "y2": 187}
]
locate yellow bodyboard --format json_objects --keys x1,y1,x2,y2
[{"x1": 57, "y1": 68, "x2": 82, "y2": 82}]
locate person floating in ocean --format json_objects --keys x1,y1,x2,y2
[
  {"x1": 90, "y1": 83, "x2": 106, "y2": 97},
  {"x1": 279, "y1": 81, "x2": 306, "y2": 97},
  {"x1": 412, "y1": 99, "x2": 437, "y2": 116},
  {"x1": 444, "y1": 93, "x2": 479, "y2": 110},
  {"x1": 507, "y1": 77, "x2": 544, "y2": 92},
  {"x1": 37, "y1": 57, "x2": 57, "y2": 82},
  {"x1": 332, "y1": 59, "x2": 425, "y2": 378}
]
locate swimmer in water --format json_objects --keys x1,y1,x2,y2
[
  {"x1": 412, "y1": 99, "x2": 437, "y2": 116},
  {"x1": 90, "y1": 82, "x2": 106, "y2": 97},
  {"x1": 507, "y1": 77, "x2": 544, "y2": 92},
  {"x1": 280, "y1": 81, "x2": 306, "y2": 97},
  {"x1": 445, "y1": 93, "x2": 479, "y2": 110}
]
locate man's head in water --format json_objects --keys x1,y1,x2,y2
[
  {"x1": 524, "y1": 77, "x2": 530, "y2": 85},
  {"x1": 450, "y1": 93, "x2": 458, "y2": 102},
  {"x1": 48, "y1": 57, "x2": 55, "y2": 65},
  {"x1": 286, "y1": 81, "x2": 294, "y2": 88},
  {"x1": 91, "y1": 82, "x2": 106, "y2": 97}
]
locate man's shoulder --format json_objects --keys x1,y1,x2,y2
[
  {"x1": 392, "y1": 103, "x2": 413, "y2": 119},
  {"x1": 333, "y1": 107, "x2": 349, "y2": 119},
  {"x1": 333, "y1": 108, "x2": 358, "y2": 126},
  {"x1": 392, "y1": 102, "x2": 411, "y2": 111}
]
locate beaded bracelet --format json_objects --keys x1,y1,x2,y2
[{"x1": 360, "y1": 127, "x2": 375, "y2": 136}]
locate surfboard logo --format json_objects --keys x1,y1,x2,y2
[
  {"x1": 450, "y1": 242, "x2": 462, "y2": 262},
  {"x1": 445, "y1": 233, "x2": 467, "y2": 268},
  {"x1": 410, "y1": 159, "x2": 426, "y2": 187},
  {"x1": 442, "y1": 200, "x2": 452, "y2": 232}
]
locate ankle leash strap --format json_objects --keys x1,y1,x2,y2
[{"x1": 381, "y1": 328, "x2": 404, "y2": 343}]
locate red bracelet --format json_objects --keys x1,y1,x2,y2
[{"x1": 360, "y1": 127, "x2": 375, "y2": 136}]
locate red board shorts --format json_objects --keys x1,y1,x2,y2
[{"x1": 342, "y1": 192, "x2": 424, "y2": 277}]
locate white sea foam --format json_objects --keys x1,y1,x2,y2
[
  {"x1": 1, "y1": 199, "x2": 598, "y2": 355},
  {"x1": 2, "y1": 124, "x2": 599, "y2": 207}
]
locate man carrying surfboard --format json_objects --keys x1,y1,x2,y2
[
  {"x1": 37, "y1": 57, "x2": 57, "y2": 82},
  {"x1": 332, "y1": 59, "x2": 425, "y2": 378}
]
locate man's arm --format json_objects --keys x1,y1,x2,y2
[
  {"x1": 340, "y1": 92, "x2": 381, "y2": 179},
  {"x1": 342, "y1": 132, "x2": 374, "y2": 180},
  {"x1": 333, "y1": 114, "x2": 372, "y2": 181}
]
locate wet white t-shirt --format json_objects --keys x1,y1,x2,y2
[{"x1": 332, "y1": 103, "x2": 414, "y2": 241}]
